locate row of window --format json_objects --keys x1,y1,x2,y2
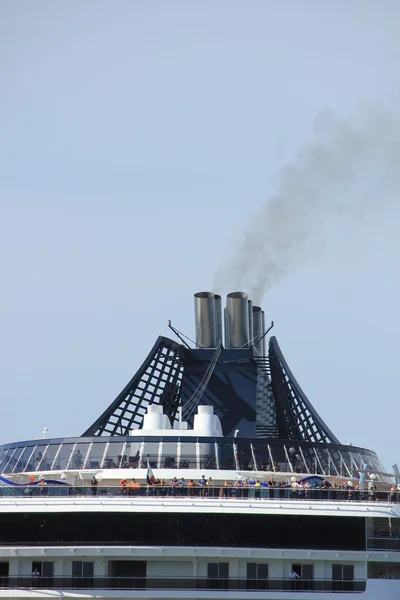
[
  {"x1": 0, "y1": 439, "x2": 385, "y2": 480},
  {"x1": 208, "y1": 562, "x2": 354, "y2": 581},
  {"x1": 0, "y1": 513, "x2": 366, "y2": 551},
  {"x1": 0, "y1": 560, "x2": 355, "y2": 581}
]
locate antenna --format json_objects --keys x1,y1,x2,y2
[
  {"x1": 42, "y1": 427, "x2": 48, "y2": 439},
  {"x1": 168, "y1": 320, "x2": 192, "y2": 349}
]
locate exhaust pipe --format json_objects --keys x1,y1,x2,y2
[
  {"x1": 261, "y1": 310, "x2": 266, "y2": 356},
  {"x1": 225, "y1": 292, "x2": 250, "y2": 348},
  {"x1": 248, "y1": 299, "x2": 254, "y2": 346},
  {"x1": 214, "y1": 294, "x2": 223, "y2": 345},
  {"x1": 224, "y1": 307, "x2": 230, "y2": 348},
  {"x1": 252, "y1": 306, "x2": 263, "y2": 355},
  {"x1": 194, "y1": 292, "x2": 217, "y2": 348}
]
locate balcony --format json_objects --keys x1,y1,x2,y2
[
  {"x1": 0, "y1": 576, "x2": 366, "y2": 593},
  {"x1": 367, "y1": 537, "x2": 400, "y2": 552},
  {"x1": 2, "y1": 484, "x2": 399, "y2": 504}
]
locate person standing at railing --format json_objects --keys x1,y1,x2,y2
[
  {"x1": 321, "y1": 479, "x2": 330, "y2": 500},
  {"x1": 267, "y1": 477, "x2": 275, "y2": 500},
  {"x1": 233, "y1": 478, "x2": 243, "y2": 499},
  {"x1": 37, "y1": 478, "x2": 47, "y2": 496},
  {"x1": 187, "y1": 479, "x2": 195, "y2": 496},
  {"x1": 127, "y1": 479, "x2": 140, "y2": 496},
  {"x1": 151, "y1": 477, "x2": 161, "y2": 496},
  {"x1": 198, "y1": 475, "x2": 207, "y2": 497},
  {"x1": 290, "y1": 479, "x2": 299, "y2": 499},
  {"x1": 353, "y1": 483, "x2": 361, "y2": 502},
  {"x1": 368, "y1": 484, "x2": 377, "y2": 502},
  {"x1": 222, "y1": 480, "x2": 231, "y2": 498},
  {"x1": 170, "y1": 477, "x2": 179, "y2": 496},
  {"x1": 160, "y1": 479, "x2": 167, "y2": 496},
  {"x1": 390, "y1": 484, "x2": 398, "y2": 503},
  {"x1": 254, "y1": 480, "x2": 261, "y2": 499},
  {"x1": 289, "y1": 568, "x2": 301, "y2": 591},
  {"x1": 297, "y1": 481, "x2": 305, "y2": 500},
  {"x1": 289, "y1": 569, "x2": 300, "y2": 579},
  {"x1": 178, "y1": 476, "x2": 187, "y2": 496},
  {"x1": 31, "y1": 568, "x2": 40, "y2": 586},
  {"x1": 90, "y1": 476, "x2": 98, "y2": 496}
]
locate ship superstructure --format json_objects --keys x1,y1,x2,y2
[{"x1": 0, "y1": 291, "x2": 398, "y2": 599}]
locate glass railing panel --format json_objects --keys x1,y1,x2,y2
[
  {"x1": 0, "y1": 576, "x2": 367, "y2": 591},
  {"x1": 0, "y1": 484, "x2": 398, "y2": 504},
  {"x1": 4, "y1": 447, "x2": 22, "y2": 473},
  {"x1": 0, "y1": 448, "x2": 14, "y2": 473},
  {"x1": 0, "y1": 450, "x2": 8, "y2": 473},
  {"x1": 198, "y1": 440, "x2": 216, "y2": 470},
  {"x1": 216, "y1": 441, "x2": 236, "y2": 471},
  {"x1": 56, "y1": 444, "x2": 75, "y2": 471},
  {"x1": 85, "y1": 442, "x2": 107, "y2": 470},
  {"x1": 160, "y1": 441, "x2": 177, "y2": 469},
  {"x1": 29, "y1": 445, "x2": 49, "y2": 472},
  {"x1": 251, "y1": 442, "x2": 273, "y2": 473},
  {"x1": 102, "y1": 441, "x2": 126, "y2": 469},
  {"x1": 69, "y1": 444, "x2": 90, "y2": 470},
  {"x1": 367, "y1": 537, "x2": 400, "y2": 551},
  {"x1": 45, "y1": 443, "x2": 62, "y2": 471},
  {"x1": 140, "y1": 441, "x2": 158, "y2": 469},
  {"x1": 11, "y1": 446, "x2": 29, "y2": 473},
  {"x1": 179, "y1": 441, "x2": 198, "y2": 470}
]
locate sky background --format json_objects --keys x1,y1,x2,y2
[{"x1": 1, "y1": 1, "x2": 399, "y2": 470}]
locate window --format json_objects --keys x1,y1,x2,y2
[
  {"x1": 0, "y1": 562, "x2": 9, "y2": 585},
  {"x1": 32, "y1": 561, "x2": 54, "y2": 586},
  {"x1": 72, "y1": 561, "x2": 94, "y2": 577},
  {"x1": 291, "y1": 563, "x2": 314, "y2": 591},
  {"x1": 207, "y1": 563, "x2": 229, "y2": 589},
  {"x1": 108, "y1": 560, "x2": 146, "y2": 589},
  {"x1": 0, "y1": 513, "x2": 366, "y2": 549},
  {"x1": 72, "y1": 561, "x2": 94, "y2": 588},
  {"x1": 332, "y1": 564, "x2": 354, "y2": 591},
  {"x1": 292, "y1": 563, "x2": 313, "y2": 579},
  {"x1": 247, "y1": 563, "x2": 268, "y2": 590},
  {"x1": 32, "y1": 561, "x2": 53, "y2": 577}
]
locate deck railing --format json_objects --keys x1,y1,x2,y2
[
  {"x1": 2, "y1": 484, "x2": 399, "y2": 504},
  {"x1": 367, "y1": 537, "x2": 400, "y2": 551},
  {"x1": 0, "y1": 576, "x2": 366, "y2": 592}
]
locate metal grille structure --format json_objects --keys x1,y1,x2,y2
[
  {"x1": 83, "y1": 342, "x2": 258, "y2": 438},
  {"x1": 83, "y1": 333, "x2": 339, "y2": 444},
  {"x1": 268, "y1": 336, "x2": 339, "y2": 444},
  {"x1": 83, "y1": 337, "x2": 183, "y2": 437}
]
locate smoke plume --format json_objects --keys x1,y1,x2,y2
[{"x1": 214, "y1": 104, "x2": 400, "y2": 304}]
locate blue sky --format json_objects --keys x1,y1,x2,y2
[{"x1": 1, "y1": 1, "x2": 399, "y2": 470}]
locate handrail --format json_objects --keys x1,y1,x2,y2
[
  {"x1": 1, "y1": 484, "x2": 399, "y2": 506},
  {"x1": 0, "y1": 575, "x2": 367, "y2": 592}
]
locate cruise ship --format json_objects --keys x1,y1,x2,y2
[{"x1": 0, "y1": 291, "x2": 398, "y2": 599}]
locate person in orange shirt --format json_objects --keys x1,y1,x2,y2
[
  {"x1": 187, "y1": 479, "x2": 195, "y2": 497},
  {"x1": 127, "y1": 478, "x2": 141, "y2": 496}
]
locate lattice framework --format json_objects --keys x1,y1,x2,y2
[
  {"x1": 83, "y1": 337, "x2": 183, "y2": 436},
  {"x1": 268, "y1": 336, "x2": 339, "y2": 444}
]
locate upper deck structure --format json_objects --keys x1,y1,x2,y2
[
  {"x1": 0, "y1": 292, "x2": 386, "y2": 484},
  {"x1": 0, "y1": 292, "x2": 398, "y2": 599}
]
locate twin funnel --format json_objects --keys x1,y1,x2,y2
[{"x1": 194, "y1": 291, "x2": 266, "y2": 354}]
